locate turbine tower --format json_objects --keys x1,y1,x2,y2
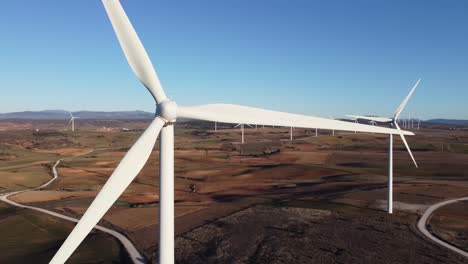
[
  {"x1": 346, "y1": 79, "x2": 420, "y2": 214},
  {"x1": 329, "y1": 116, "x2": 336, "y2": 136},
  {"x1": 68, "y1": 112, "x2": 79, "y2": 132},
  {"x1": 49, "y1": 1, "x2": 415, "y2": 263}
]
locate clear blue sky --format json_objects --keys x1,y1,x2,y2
[{"x1": 0, "y1": 0, "x2": 467, "y2": 119}]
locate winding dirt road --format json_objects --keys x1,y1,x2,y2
[
  {"x1": 417, "y1": 197, "x2": 468, "y2": 259},
  {"x1": 0, "y1": 155, "x2": 145, "y2": 263}
]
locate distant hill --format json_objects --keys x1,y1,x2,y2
[
  {"x1": 426, "y1": 119, "x2": 468, "y2": 125},
  {"x1": 1, "y1": 110, "x2": 466, "y2": 124},
  {"x1": 0, "y1": 110, "x2": 154, "y2": 120}
]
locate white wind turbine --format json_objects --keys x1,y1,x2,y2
[
  {"x1": 50, "y1": 1, "x2": 414, "y2": 263},
  {"x1": 68, "y1": 112, "x2": 79, "y2": 132},
  {"x1": 347, "y1": 115, "x2": 360, "y2": 133},
  {"x1": 328, "y1": 116, "x2": 336, "y2": 136},
  {"x1": 346, "y1": 79, "x2": 420, "y2": 214},
  {"x1": 233, "y1": 123, "x2": 253, "y2": 144}
]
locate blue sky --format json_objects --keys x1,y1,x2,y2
[{"x1": 0, "y1": 1, "x2": 467, "y2": 119}]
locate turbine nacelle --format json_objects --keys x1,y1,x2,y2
[{"x1": 157, "y1": 99, "x2": 178, "y2": 122}]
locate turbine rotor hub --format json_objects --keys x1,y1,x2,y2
[{"x1": 157, "y1": 99, "x2": 178, "y2": 122}]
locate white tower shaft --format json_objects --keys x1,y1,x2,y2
[
  {"x1": 241, "y1": 124, "x2": 244, "y2": 144},
  {"x1": 388, "y1": 134, "x2": 393, "y2": 214},
  {"x1": 159, "y1": 125, "x2": 175, "y2": 264}
]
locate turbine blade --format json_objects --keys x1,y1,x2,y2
[
  {"x1": 346, "y1": 115, "x2": 392, "y2": 123},
  {"x1": 102, "y1": 0, "x2": 167, "y2": 103},
  {"x1": 395, "y1": 79, "x2": 421, "y2": 120},
  {"x1": 49, "y1": 117, "x2": 165, "y2": 264},
  {"x1": 395, "y1": 122, "x2": 418, "y2": 168},
  {"x1": 345, "y1": 114, "x2": 360, "y2": 120},
  {"x1": 178, "y1": 104, "x2": 414, "y2": 136}
]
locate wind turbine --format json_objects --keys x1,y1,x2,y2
[
  {"x1": 234, "y1": 123, "x2": 253, "y2": 144},
  {"x1": 347, "y1": 115, "x2": 360, "y2": 133},
  {"x1": 346, "y1": 79, "x2": 420, "y2": 214},
  {"x1": 49, "y1": 1, "x2": 414, "y2": 263},
  {"x1": 328, "y1": 116, "x2": 336, "y2": 136},
  {"x1": 68, "y1": 112, "x2": 79, "y2": 132}
]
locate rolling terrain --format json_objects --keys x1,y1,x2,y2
[{"x1": 0, "y1": 120, "x2": 467, "y2": 263}]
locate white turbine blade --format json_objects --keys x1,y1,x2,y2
[
  {"x1": 245, "y1": 124, "x2": 254, "y2": 128},
  {"x1": 346, "y1": 114, "x2": 392, "y2": 123},
  {"x1": 50, "y1": 117, "x2": 165, "y2": 264},
  {"x1": 233, "y1": 123, "x2": 241, "y2": 128},
  {"x1": 69, "y1": 112, "x2": 73, "y2": 118},
  {"x1": 345, "y1": 115, "x2": 359, "y2": 120},
  {"x1": 68, "y1": 118, "x2": 73, "y2": 125},
  {"x1": 178, "y1": 104, "x2": 414, "y2": 136},
  {"x1": 395, "y1": 79, "x2": 421, "y2": 120},
  {"x1": 102, "y1": 0, "x2": 167, "y2": 103},
  {"x1": 395, "y1": 122, "x2": 418, "y2": 168}
]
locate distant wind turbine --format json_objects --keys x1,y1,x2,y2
[
  {"x1": 346, "y1": 79, "x2": 421, "y2": 214},
  {"x1": 234, "y1": 123, "x2": 253, "y2": 144},
  {"x1": 329, "y1": 116, "x2": 336, "y2": 136},
  {"x1": 68, "y1": 112, "x2": 79, "y2": 132},
  {"x1": 49, "y1": 1, "x2": 415, "y2": 263},
  {"x1": 347, "y1": 115, "x2": 360, "y2": 133}
]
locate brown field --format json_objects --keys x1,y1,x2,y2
[
  {"x1": 0, "y1": 120, "x2": 467, "y2": 263},
  {"x1": 430, "y1": 201, "x2": 468, "y2": 250}
]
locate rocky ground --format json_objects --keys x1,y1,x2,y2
[{"x1": 174, "y1": 205, "x2": 467, "y2": 264}]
